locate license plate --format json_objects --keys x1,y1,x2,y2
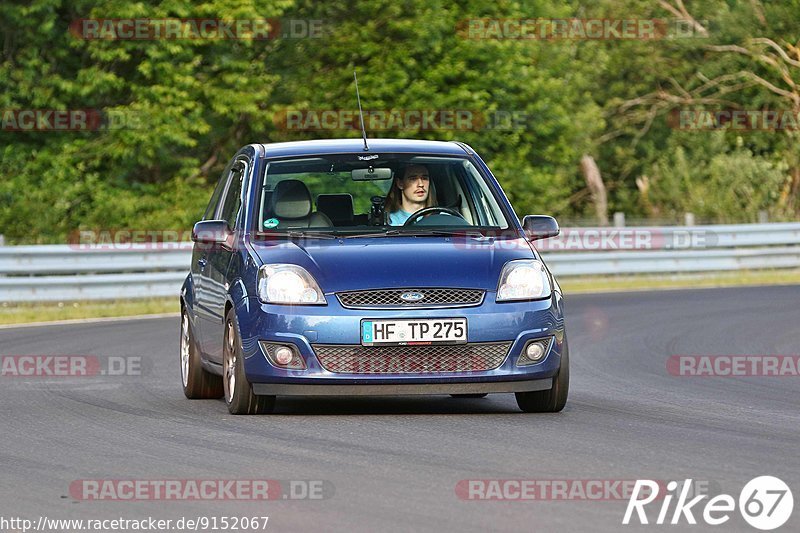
[{"x1": 361, "y1": 318, "x2": 467, "y2": 346}]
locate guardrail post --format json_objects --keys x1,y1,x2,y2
[
  {"x1": 613, "y1": 212, "x2": 626, "y2": 228},
  {"x1": 684, "y1": 213, "x2": 695, "y2": 226},
  {"x1": 0, "y1": 234, "x2": 4, "y2": 246},
  {"x1": 758, "y1": 210, "x2": 769, "y2": 224}
]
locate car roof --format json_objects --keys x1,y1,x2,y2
[{"x1": 258, "y1": 138, "x2": 471, "y2": 158}]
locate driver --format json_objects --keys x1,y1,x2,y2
[{"x1": 385, "y1": 164, "x2": 438, "y2": 226}]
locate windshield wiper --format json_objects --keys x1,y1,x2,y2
[
  {"x1": 257, "y1": 230, "x2": 338, "y2": 240},
  {"x1": 342, "y1": 228, "x2": 486, "y2": 239},
  {"x1": 287, "y1": 230, "x2": 339, "y2": 239},
  {"x1": 406, "y1": 229, "x2": 486, "y2": 238},
  {"x1": 340, "y1": 229, "x2": 401, "y2": 239}
]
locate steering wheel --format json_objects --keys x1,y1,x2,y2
[{"x1": 403, "y1": 206, "x2": 465, "y2": 226}]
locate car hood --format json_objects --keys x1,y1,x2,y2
[{"x1": 249, "y1": 235, "x2": 536, "y2": 293}]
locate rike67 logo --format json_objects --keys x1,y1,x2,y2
[{"x1": 624, "y1": 476, "x2": 793, "y2": 530}]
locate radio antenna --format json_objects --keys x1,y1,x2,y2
[{"x1": 353, "y1": 70, "x2": 369, "y2": 151}]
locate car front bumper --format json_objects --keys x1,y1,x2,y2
[
  {"x1": 235, "y1": 291, "x2": 566, "y2": 394},
  {"x1": 251, "y1": 379, "x2": 553, "y2": 396}
]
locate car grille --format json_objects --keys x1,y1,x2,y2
[
  {"x1": 336, "y1": 288, "x2": 484, "y2": 309},
  {"x1": 312, "y1": 342, "x2": 511, "y2": 374}
]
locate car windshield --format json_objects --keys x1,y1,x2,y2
[{"x1": 255, "y1": 154, "x2": 510, "y2": 235}]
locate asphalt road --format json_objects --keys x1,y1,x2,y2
[{"x1": 1, "y1": 285, "x2": 798, "y2": 532}]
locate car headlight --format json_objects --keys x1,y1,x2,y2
[
  {"x1": 496, "y1": 259, "x2": 552, "y2": 302},
  {"x1": 257, "y1": 264, "x2": 327, "y2": 305}
]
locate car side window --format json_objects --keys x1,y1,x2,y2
[
  {"x1": 462, "y1": 161, "x2": 506, "y2": 228},
  {"x1": 219, "y1": 163, "x2": 246, "y2": 228},
  {"x1": 203, "y1": 169, "x2": 229, "y2": 221}
]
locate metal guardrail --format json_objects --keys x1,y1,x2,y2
[
  {"x1": 540, "y1": 223, "x2": 800, "y2": 276},
  {"x1": 0, "y1": 244, "x2": 192, "y2": 302},
  {"x1": 1, "y1": 223, "x2": 799, "y2": 302}
]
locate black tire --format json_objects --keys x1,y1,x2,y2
[
  {"x1": 515, "y1": 335, "x2": 570, "y2": 413},
  {"x1": 450, "y1": 393, "x2": 489, "y2": 398},
  {"x1": 223, "y1": 309, "x2": 276, "y2": 415},
  {"x1": 180, "y1": 308, "x2": 223, "y2": 399}
]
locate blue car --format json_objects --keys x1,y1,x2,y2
[{"x1": 180, "y1": 139, "x2": 568, "y2": 414}]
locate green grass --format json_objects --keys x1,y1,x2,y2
[
  {"x1": 560, "y1": 269, "x2": 800, "y2": 294},
  {"x1": 2, "y1": 269, "x2": 799, "y2": 326},
  {"x1": 0, "y1": 298, "x2": 179, "y2": 326}
]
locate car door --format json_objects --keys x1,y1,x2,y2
[
  {"x1": 191, "y1": 165, "x2": 229, "y2": 351},
  {"x1": 200, "y1": 158, "x2": 248, "y2": 364}
]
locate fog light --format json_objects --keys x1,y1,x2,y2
[
  {"x1": 260, "y1": 342, "x2": 307, "y2": 370},
  {"x1": 517, "y1": 337, "x2": 553, "y2": 366},
  {"x1": 275, "y1": 347, "x2": 294, "y2": 366},
  {"x1": 526, "y1": 343, "x2": 545, "y2": 361}
]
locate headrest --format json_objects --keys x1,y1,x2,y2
[
  {"x1": 317, "y1": 194, "x2": 354, "y2": 224},
  {"x1": 270, "y1": 179, "x2": 312, "y2": 219}
]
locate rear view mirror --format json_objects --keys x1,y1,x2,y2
[
  {"x1": 522, "y1": 215, "x2": 560, "y2": 240},
  {"x1": 352, "y1": 167, "x2": 393, "y2": 181}
]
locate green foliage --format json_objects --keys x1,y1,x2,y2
[
  {"x1": 1, "y1": 0, "x2": 291, "y2": 243},
  {"x1": 646, "y1": 135, "x2": 789, "y2": 223},
  {"x1": 0, "y1": 0, "x2": 798, "y2": 243}
]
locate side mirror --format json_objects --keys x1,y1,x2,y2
[
  {"x1": 192, "y1": 220, "x2": 233, "y2": 247},
  {"x1": 522, "y1": 215, "x2": 559, "y2": 241}
]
